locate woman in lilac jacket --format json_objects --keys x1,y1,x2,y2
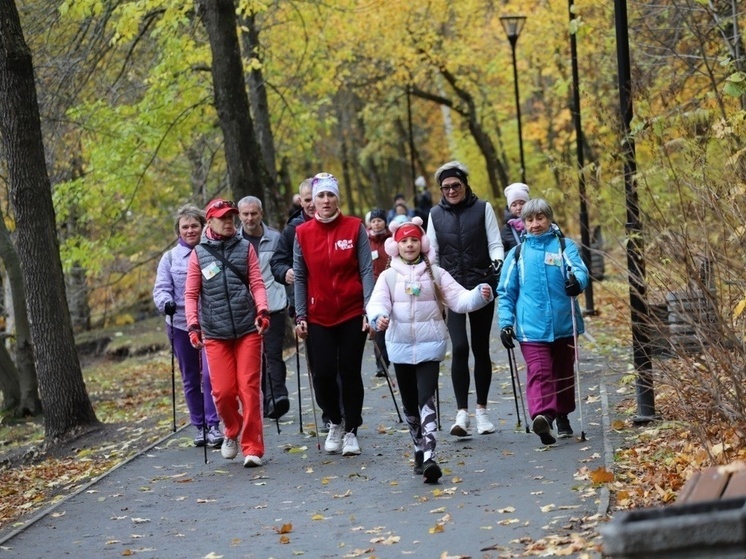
[
  {"x1": 153, "y1": 204, "x2": 223, "y2": 448},
  {"x1": 366, "y1": 217, "x2": 493, "y2": 483}
]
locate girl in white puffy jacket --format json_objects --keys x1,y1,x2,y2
[{"x1": 366, "y1": 217, "x2": 493, "y2": 483}]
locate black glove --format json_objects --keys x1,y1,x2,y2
[
  {"x1": 492, "y1": 259, "x2": 503, "y2": 278},
  {"x1": 565, "y1": 273, "x2": 582, "y2": 297},
  {"x1": 164, "y1": 301, "x2": 177, "y2": 316},
  {"x1": 500, "y1": 326, "x2": 515, "y2": 349}
]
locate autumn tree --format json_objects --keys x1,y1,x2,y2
[{"x1": 0, "y1": 0, "x2": 98, "y2": 440}]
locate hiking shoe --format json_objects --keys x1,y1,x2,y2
[
  {"x1": 243, "y1": 455, "x2": 262, "y2": 468},
  {"x1": 221, "y1": 437, "x2": 238, "y2": 459},
  {"x1": 206, "y1": 425, "x2": 224, "y2": 448},
  {"x1": 267, "y1": 397, "x2": 290, "y2": 420},
  {"x1": 532, "y1": 415, "x2": 557, "y2": 445},
  {"x1": 342, "y1": 432, "x2": 361, "y2": 456},
  {"x1": 556, "y1": 415, "x2": 573, "y2": 439},
  {"x1": 413, "y1": 451, "x2": 424, "y2": 475},
  {"x1": 375, "y1": 368, "x2": 386, "y2": 378},
  {"x1": 475, "y1": 409, "x2": 496, "y2": 435},
  {"x1": 324, "y1": 423, "x2": 344, "y2": 454},
  {"x1": 193, "y1": 427, "x2": 207, "y2": 447},
  {"x1": 422, "y1": 459, "x2": 442, "y2": 484},
  {"x1": 449, "y1": 410, "x2": 470, "y2": 437}
]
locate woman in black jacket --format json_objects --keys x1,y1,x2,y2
[{"x1": 426, "y1": 161, "x2": 505, "y2": 438}]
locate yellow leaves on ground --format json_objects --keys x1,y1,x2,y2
[{"x1": 589, "y1": 467, "x2": 614, "y2": 485}]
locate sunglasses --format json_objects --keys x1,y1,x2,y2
[
  {"x1": 440, "y1": 182, "x2": 463, "y2": 192},
  {"x1": 209, "y1": 200, "x2": 236, "y2": 210}
]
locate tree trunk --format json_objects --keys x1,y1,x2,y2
[
  {"x1": 0, "y1": 339, "x2": 20, "y2": 412},
  {"x1": 0, "y1": 0, "x2": 98, "y2": 440},
  {"x1": 197, "y1": 0, "x2": 271, "y2": 205},
  {"x1": 240, "y1": 13, "x2": 283, "y2": 227},
  {"x1": 0, "y1": 216, "x2": 41, "y2": 416}
]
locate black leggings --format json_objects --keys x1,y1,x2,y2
[
  {"x1": 447, "y1": 300, "x2": 495, "y2": 409},
  {"x1": 307, "y1": 317, "x2": 367, "y2": 433}
]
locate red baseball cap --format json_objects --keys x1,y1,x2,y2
[{"x1": 205, "y1": 199, "x2": 238, "y2": 219}]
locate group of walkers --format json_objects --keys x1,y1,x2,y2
[{"x1": 152, "y1": 160, "x2": 590, "y2": 482}]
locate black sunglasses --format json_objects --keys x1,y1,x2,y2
[
  {"x1": 440, "y1": 183, "x2": 463, "y2": 192},
  {"x1": 209, "y1": 200, "x2": 237, "y2": 210}
]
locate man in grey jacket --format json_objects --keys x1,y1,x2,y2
[{"x1": 239, "y1": 196, "x2": 289, "y2": 420}]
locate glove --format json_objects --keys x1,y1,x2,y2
[
  {"x1": 500, "y1": 326, "x2": 515, "y2": 349},
  {"x1": 492, "y1": 259, "x2": 503, "y2": 278},
  {"x1": 164, "y1": 301, "x2": 177, "y2": 316},
  {"x1": 255, "y1": 310, "x2": 270, "y2": 334},
  {"x1": 188, "y1": 327, "x2": 202, "y2": 348},
  {"x1": 565, "y1": 273, "x2": 582, "y2": 297}
]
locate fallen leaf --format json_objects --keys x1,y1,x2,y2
[
  {"x1": 279, "y1": 535, "x2": 290, "y2": 544},
  {"x1": 590, "y1": 466, "x2": 614, "y2": 484},
  {"x1": 429, "y1": 523, "x2": 445, "y2": 534},
  {"x1": 274, "y1": 523, "x2": 293, "y2": 534},
  {"x1": 497, "y1": 506, "x2": 515, "y2": 513}
]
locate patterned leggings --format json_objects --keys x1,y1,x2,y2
[{"x1": 393, "y1": 361, "x2": 440, "y2": 462}]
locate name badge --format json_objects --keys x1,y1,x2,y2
[
  {"x1": 201, "y1": 261, "x2": 221, "y2": 280},
  {"x1": 544, "y1": 252, "x2": 562, "y2": 267},
  {"x1": 371, "y1": 249, "x2": 379, "y2": 260}
]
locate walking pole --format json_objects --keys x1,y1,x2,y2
[
  {"x1": 570, "y1": 294, "x2": 587, "y2": 442},
  {"x1": 198, "y1": 350, "x2": 208, "y2": 464},
  {"x1": 435, "y1": 382, "x2": 441, "y2": 431},
  {"x1": 295, "y1": 333, "x2": 303, "y2": 433},
  {"x1": 303, "y1": 341, "x2": 321, "y2": 451},
  {"x1": 167, "y1": 317, "x2": 177, "y2": 432},
  {"x1": 262, "y1": 344, "x2": 281, "y2": 435},
  {"x1": 506, "y1": 347, "x2": 523, "y2": 429},
  {"x1": 372, "y1": 338, "x2": 403, "y2": 423},
  {"x1": 508, "y1": 347, "x2": 531, "y2": 434}
]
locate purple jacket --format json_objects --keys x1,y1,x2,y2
[{"x1": 152, "y1": 242, "x2": 195, "y2": 331}]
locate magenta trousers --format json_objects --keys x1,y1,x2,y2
[{"x1": 519, "y1": 337, "x2": 576, "y2": 421}]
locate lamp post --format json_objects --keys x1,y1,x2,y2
[
  {"x1": 568, "y1": 0, "x2": 596, "y2": 315},
  {"x1": 500, "y1": 15, "x2": 527, "y2": 183}
]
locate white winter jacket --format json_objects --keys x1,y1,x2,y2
[{"x1": 366, "y1": 257, "x2": 493, "y2": 365}]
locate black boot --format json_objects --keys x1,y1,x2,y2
[
  {"x1": 413, "y1": 451, "x2": 424, "y2": 475},
  {"x1": 422, "y1": 459, "x2": 442, "y2": 484}
]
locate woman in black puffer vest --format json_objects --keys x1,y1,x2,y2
[{"x1": 426, "y1": 161, "x2": 504, "y2": 438}]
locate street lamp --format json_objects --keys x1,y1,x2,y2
[{"x1": 500, "y1": 15, "x2": 527, "y2": 183}]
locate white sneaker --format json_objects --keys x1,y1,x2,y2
[
  {"x1": 221, "y1": 437, "x2": 238, "y2": 459},
  {"x1": 324, "y1": 422, "x2": 344, "y2": 454},
  {"x1": 342, "y1": 432, "x2": 361, "y2": 456},
  {"x1": 243, "y1": 455, "x2": 262, "y2": 467},
  {"x1": 449, "y1": 409, "x2": 471, "y2": 437},
  {"x1": 475, "y1": 409, "x2": 495, "y2": 434}
]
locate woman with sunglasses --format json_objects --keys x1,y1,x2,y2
[
  {"x1": 294, "y1": 173, "x2": 375, "y2": 457},
  {"x1": 184, "y1": 198, "x2": 270, "y2": 468},
  {"x1": 426, "y1": 161, "x2": 504, "y2": 438}
]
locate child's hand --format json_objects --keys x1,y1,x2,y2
[
  {"x1": 480, "y1": 285, "x2": 492, "y2": 301},
  {"x1": 377, "y1": 316, "x2": 390, "y2": 332}
]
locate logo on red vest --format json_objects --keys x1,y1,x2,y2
[{"x1": 335, "y1": 239, "x2": 354, "y2": 250}]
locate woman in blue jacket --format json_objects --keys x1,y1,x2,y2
[{"x1": 497, "y1": 199, "x2": 589, "y2": 446}]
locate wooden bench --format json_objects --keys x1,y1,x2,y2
[{"x1": 676, "y1": 462, "x2": 746, "y2": 505}]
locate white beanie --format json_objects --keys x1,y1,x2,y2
[
  {"x1": 504, "y1": 182, "x2": 530, "y2": 207},
  {"x1": 312, "y1": 172, "x2": 340, "y2": 199}
]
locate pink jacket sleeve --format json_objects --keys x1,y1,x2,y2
[
  {"x1": 184, "y1": 250, "x2": 202, "y2": 329},
  {"x1": 248, "y1": 244, "x2": 268, "y2": 315}
]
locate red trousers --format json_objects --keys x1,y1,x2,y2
[
  {"x1": 520, "y1": 338, "x2": 576, "y2": 421},
  {"x1": 205, "y1": 334, "x2": 264, "y2": 458}
]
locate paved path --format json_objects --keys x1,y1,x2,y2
[{"x1": 1, "y1": 322, "x2": 615, "y2": 558}]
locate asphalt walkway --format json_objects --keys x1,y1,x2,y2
[{"x1": 0, "y1": 318, "x2": 618, "y2": 559}]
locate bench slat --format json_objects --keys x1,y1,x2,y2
[
  {"x1": 722, "y1": 469, "x2": 746, "y2": 500},
  {"x1": 680, "y1": 469, "x2": 729, "y2": 503}
]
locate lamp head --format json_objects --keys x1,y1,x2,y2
[{"x1": 500, "y1": 15, "x2": 527, "y2": 42}]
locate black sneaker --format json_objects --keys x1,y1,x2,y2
[
  {"x1": 413, "y1": 451, "x2": 424, "y2": 475},
  {"x1": 422, "y1": 459, "x2": 442, "y2": 484},
  {"x1": 556, "y1": 415, "x2": 573, "y2": 439},
  {"x1": 532, "y1": 414, "x2": 557, "y2": 445},
  {"x1": 375, "y1": 369, "x2": 386, "y2": 378},
  {"x1": 267, "y1": 397, "x2": 290, "y2": 420}
]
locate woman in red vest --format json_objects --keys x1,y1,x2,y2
[{"x1": 294, "y1": 173, "x2": 374, "y2": 457}]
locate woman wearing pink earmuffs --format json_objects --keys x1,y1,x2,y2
[{"x1": 366, "y1": 217, "x2": 493, "y2": 484}]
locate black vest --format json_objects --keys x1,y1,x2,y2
[{"x1": 430, "y1": 194, "x2": 496, "y2": 290}]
